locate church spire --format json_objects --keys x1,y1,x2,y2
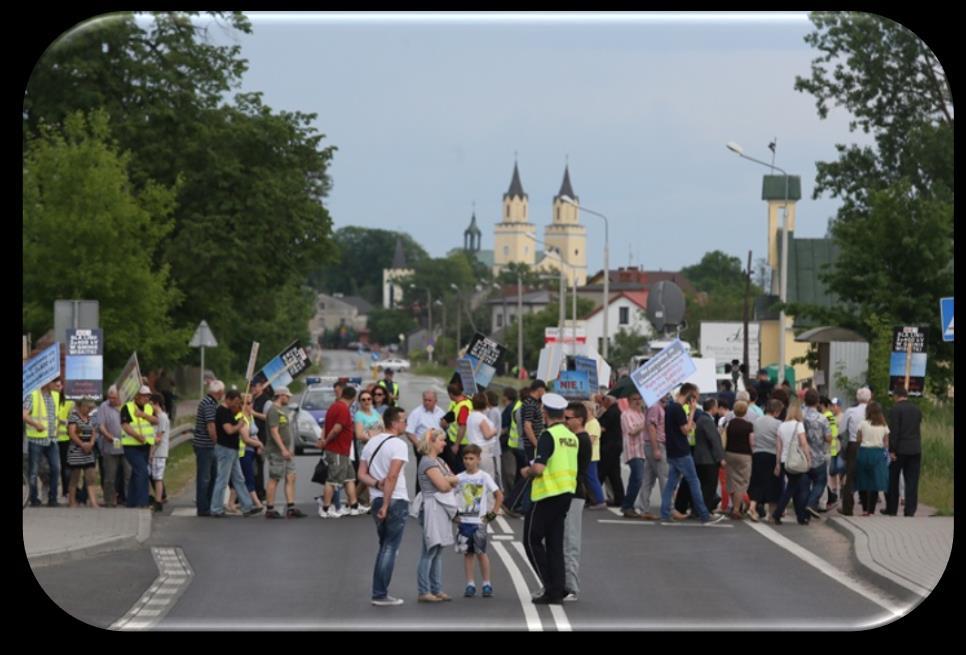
[
  {"x1": 555, "y1": 164, "x2": 577, "y2": 203},
  {"x1": 504, "y1": 161, "x2": 527, "y2": 201},
  {"x1": 391, "y1": 237, "x2": 408, "y2": 269}
]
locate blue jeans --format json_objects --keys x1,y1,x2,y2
[
  {"x1": 807, "y1": 463, "x2": 828, "y2": 510},
  {"x1": 194, "y1": 446, "x2": 218, "y2": 514},
  {"x1": 774, "y1": 467, "x2": 809, "y2": 523},
  {"x1": 417, "y1": 510, "x2": 444, "y2": 595},
  {"x1": 370, "y1": 497, "x2": 409, "y2": 599},
  {"x1": 661, "y1": 455, "x2": 711, "y2": 521},
  {"x1": 621, "y1": 458, "x2": 646, "y2": 512},
  {"x1": 586, "y1": 461, "x2": 606, "y2": 505},
  {"x1": 125, "y1": 445, "x2": 150, "y2": 508},
  {"x1": 211, "y1": 445, "x2": 255, "y2": 515},
  {"x1": 28, "y1": 441, "x2": 60, "y2": 503},
  {"x1": 240, "y1": 449, "x2": 257, "y2": 493}
]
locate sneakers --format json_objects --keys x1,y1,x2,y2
[
  {"x1": 464, "y1": 584, "x2": 476, "y2": 597},
  {"x1": 807, "y1": 507, "x2": 822, "y2": 520},
  {"x1": 482, "y1": 584, "x2": 493, "y2": 598},
  {"x1": 265, "y1": 509, "x2": 283, "y2": 519},
  {"x1": 701, "y1": 514, "x2": 727, "y2": 525},
  {"x1": 348, "y1": 506, "x2": 362, "y2": 516},
  {"x1": 243, "y1": 506, "x2": 265, "y2": 517},
  {"x1": 371, "y1": 596, "x2": 404, "y2": 607},
  {"x1": 563, "y1": 592, "x2": 578, "y2": 602},
  {"x1": 320, "y1": 506, "x2": 341, "y2": 519},
  {"x1": 287, "y1": 507, "x2": 307, "y2": 518},
  {"x1": 315, "y1": 496, "x2": 326, "y2": 518},
  {"x1": 357, "y1": 504, "x2": 371, "y2": 514}
]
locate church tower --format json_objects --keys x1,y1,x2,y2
[
  {"x1": 492, "y1": 160, "x2": 537, "y2": 277},
  {"x1": 464, "y1": 208, "x2": 482, "y2": 253},
  {"x1": 542, "y1": 165, "x2": 587, "y2": 286}
]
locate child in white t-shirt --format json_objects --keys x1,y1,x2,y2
[{"x1": 456, "y1": 445, "x2": 503, "y2": 598}]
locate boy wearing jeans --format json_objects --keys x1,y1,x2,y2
[{"x1": 456, "y1": 445, "x2": 504, "y2": 598}]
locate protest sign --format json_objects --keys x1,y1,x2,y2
[
  {"x1": 22, "y1": 343, "x2": 61, "y2": 402},
  {"x1": 252, "y1": 341, "x2": 310, "y2": 389},
  {"x1": 574, "y1": 356, "x2": 599, "y2": 391},
  {"x1": 113, "y1": 352, "x2": 143, "y2": 405},
  {"x1": 552, "y1": 370, "x2": 592, "y2": 400},
  {"x1": 455, "y1": 357, "x2": 477, "y2": 395},
  {"x1": 245, "y1": 342, "x2": 261, "y2": 382},
  {"x1": 465, "y1": 332, "x2": 506, "y2": 389},
  {"x1": 65, "y1": 328, "x2": 104, "y2": 400},
  {"x1": 629, "y1": 339, "x2": 697, "y2": 407},
  {"x1": 890, "y1": 326, "x2": 927, "y2": 396}
]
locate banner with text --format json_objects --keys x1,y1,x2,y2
[
  {"x1": 890, "y1": 326, "x2": 927, "y2": 397},
  {"x1": 113, "y1": 352, "x2": 143, "y2": 406},
  {"x1": 465, "y1": 332, "x2": 506, "y2": 390},
  {"x1": 630, "y1": 339, "x2": 697, "y2": 407},
  {"x1": 574, "y1": 356, "x2": 599, "y2": 391},
  {"x1": 65, "y1": 328, "x2": 104, "y2": 401},
  {"x1": 252, "y1": 341, "x2": 311, "y2": 389},
  {"x1": 22, "y1": 343, "x2": 61, "y2": 402},
  {"x1": 552, "y1": 370, "x2": 592, "y2": 400}
]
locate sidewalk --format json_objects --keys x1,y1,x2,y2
[
  {"x1": 827, "y1": 503, "x2": 953, "y2": 601},
  {"x1": 23, "y1": 507, "x2": 152, "y2": 568}
]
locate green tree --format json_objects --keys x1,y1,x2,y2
[
  {"x1": 495, "y1": 262, "x2": 545, "y2": 288},
  {"x1": 680, "y1": 250, "x2": 760, "y2": 347},
  {"x1": 23, "y1": 110, "x2": 188, "y2": 370},
  {"x1": 521, "y1": 298, "x2": 596, "y2": 370},
  {"x1": 367, "y1": 308, "x2": 417, "y2": 346},
  {"x1": 681, "y1": 250, "x2": 746, "y2": 296},
  {"x1": 609, "y1": 325, "x2": 649, "y2": 369},
  {"x1": 793, "y1": 12, "x2": 954, "y2": 394}
]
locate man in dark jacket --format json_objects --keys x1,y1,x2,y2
[
  {"x1": 596, "y1": 394, "x2": 625, "y2": 507},
  {"x1": 885, "y1": 386, "x2": 922, "y2": 516},
  {"x1": 692, "y1": 398, "x2": 726, "y2": 515}
]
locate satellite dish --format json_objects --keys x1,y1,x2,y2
[{"x1": 646, "y1": 281, "x2": 685, "y2": 334}]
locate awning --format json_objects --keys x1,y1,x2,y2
[{"x1": 794, "y1": 326, "x2": 867, "y2": 343}]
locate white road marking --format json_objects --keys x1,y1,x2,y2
[
  {"x1": 510, "y1": 541, "x2": 541, "y2": 584},
  {"x1": 597, "y1": 519, "x2": 734, "y2": 528},
  {"x1": 495, "y1": 516, "x2": 514, "y2": 534},
  {"x1": 549, "y1": 605, "x2": 573, "y2": 632},
  {"x1": 111, "y1": 547, "x2": 194, "y2": 631},
  {"x1": 492, "y1": 535, "x2": 515, "y2": 541},
  {"x1": 491, "y1": 541, "x2": 543, "y2": 632},
  {"x1": 746, "y1": 521, "x2": 906, "y2": 619}
]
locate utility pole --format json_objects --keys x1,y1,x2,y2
[
  {"x1": 743, "y1": 250, "x2": 752, "y2": 390},
  {"x1": 517, "y1": 273, "x2": 524, "y2": 378}
]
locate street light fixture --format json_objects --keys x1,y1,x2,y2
[
  {"x1": 726, "y1": 141, "x2": 790, "y2": 385},
  {"x1": 450, "y1": 283, "x2": 462, "y2": 353},
  {"x1": 561, "y1": 194, "x2": 609, "y2": 362}
]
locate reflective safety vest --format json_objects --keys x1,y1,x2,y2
[
  {"x1": 377, "y1": 379, "x2": 399, "y2": 401},
  {"x1": 508, "y1": 400, "x2": 524, "y2": 449},
  {"x1": 825, "y1": 410, "x2": 840, "y2": 457},
  {"x1": 121, "y1": 401, "x2": 156, "y2": 446},
  {"x1": 26, "y1": 389, "x2": 60, "y2": 440},
  {"x1": 57, "y1": 398, "x2": 75, "y2": 443},
  {"x1": 446, "y1": 397, "x2": 473, "y2": 446},
  {"x1": 531, "y1": 423, "x2": 579, "y2": 502},
  {"x1": 236, "y1": 412, "x2": 252, "y2": 457},
  {"x1": 684, "y1": 404, "x2": 696, "y2": 447}
]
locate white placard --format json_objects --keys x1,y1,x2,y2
[{"x1": 630, "y1": 339, "x2": 697, "y2": 407}]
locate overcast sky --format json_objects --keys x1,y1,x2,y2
[{"x1": 193, "y1": 12, "x2": 876, "y2": 273}]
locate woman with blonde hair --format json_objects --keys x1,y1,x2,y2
[
  {"x1": 856, "y1": 402, "x2": 890, "y2": 516},
  {"x1": 724, "y1": 400, "x2": 755, "y2": 520},
  {"x1": 772, "y1": 398, "x2": 812, "y2": 525},
  {"x1": 415, "y1": 429, "x2": 459, "y2": 603}
]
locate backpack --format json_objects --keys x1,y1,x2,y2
[{"x1": 785, "y1": 422, "x2": 809, "y2": 474}]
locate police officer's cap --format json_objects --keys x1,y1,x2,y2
[{"x1": 541, "y1": 393, "x2": 568, "y2": 411}]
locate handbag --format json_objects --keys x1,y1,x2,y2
[
  {"x1": 311, "y1": 456, "x2": 329, "y2": 485},
  {"x1": 785, "y1": 422, "x2": 809, "y2": 474}
]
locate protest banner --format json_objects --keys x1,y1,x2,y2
[
  {"x1": 629, "y1": 339, "x2": 697, "y2": 407},
  {"x1": 113, "y1": 352, "x2": 143, "y2": 405},
  {"x1": 574, "y1": 355, "x2": 599, "y2": 391},
  {"x1": 890, "y1": 326, "x2": 927, "y2": 396},
  {"x1": 465, "y1": 332, "x2": 506, "y2": 389},
  {"x1": 22, "y1": 343, "x2": 61, "y2": 402},
  {"x1": 455, "y1": 357, "x2": 477, "y2": 395},
  {"x1": 552, "y1": 370, "x2": 592, "y2": 400},
  {"x1": 65, "y1": 328, "x2": 104, "y2": 400},
  {"x1": 251, "y1": 341, "x2": 310, "y2": 389},
  {"x1": 245, "y1": 342, "x2": 261, "y2": 382}
]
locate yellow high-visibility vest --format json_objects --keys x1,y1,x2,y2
[
  {"x1": 236, "y1": 412, "x2": 252, "y2": 458},
  {"x1": 531, "y1": 423, "x2": 579, "y2": 502},
  {"x1": 684, "y1": 404, "x2": 696, "y2": 447},
  {"x1": 508, "y1": 400, "x2": 524, "y2": 448},
  {"x1": 121, "y1": 401, "x2": 156, "y2": 446},
  {"x1": 825, "y1": 410, "x2": 840, "y2": 457},
  {"x1": 26, "y1": 389, "x2": 60, "y2": 440},
  {"x1": 57, "y1": 398, "x2": 75, "y2": 443},
  {"x1": 446, "y1": 398, "x2": 473, "y2": 446}
]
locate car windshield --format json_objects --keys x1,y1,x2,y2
[{"x1": 301, "y1": 388, "x2": 335, "y2": 411}]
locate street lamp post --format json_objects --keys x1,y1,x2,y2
[
  {"x1": 517, "y1": 272, "x2": 524, "y2": 378},
  {"x1": 450, "y1": 283, "x2": 461, "y2": 355},
  {"x1": 434, "y1": 299, "x2": 445, "y2": 363},
  {"x1": 561, "y1": 195, "x2": 608, "y2": 362},
  {"x1": 410, "y1": 284, "x2": 434, "y2": 363},
  {"x1": 727, "y1": 141, "x2": 790, "y2": 385}
]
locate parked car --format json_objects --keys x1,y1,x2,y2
[
  {"x1": 293, "y1": 377, "x2": 362, "y2": 454},
  {"x1": 375, "y1": 357, "x2": 410, "y2": 373}
]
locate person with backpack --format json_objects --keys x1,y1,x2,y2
[{"x1": 772, "y1": 398, "x2": 812, "y2": 525}]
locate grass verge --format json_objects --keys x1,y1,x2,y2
[
  {"x1": 163, "y1": 438, "x2": 198, "y2": 500},
  {"x1": 919, "y1": 401, "x2": 953, "y2": 514}
]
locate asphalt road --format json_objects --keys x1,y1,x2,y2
[{"x1": 32, "y1": 350, "x2": 909, "y2": 630}]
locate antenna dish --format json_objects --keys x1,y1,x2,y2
[{"x1": 646, "y1": 281, "x2": 686, "y2": 334}]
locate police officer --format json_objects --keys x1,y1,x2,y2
[
  {"x1": 520, "y1": 392, "x2": 579, "y2": 605},
  {"x1": 377, "y1": 369, "x2": 400, "y2": 404}
]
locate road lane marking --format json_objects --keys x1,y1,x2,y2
[
  {"x1": 111, "y1": 547, "x2": 194, "y2": 631},
  {"x1": 597, "y1": 519, "x2": 734, "y2": 528},
  {"x1": 495, "y1": 516, "x2": 513, "y2": 534},
  {"x1": 492, "y1": 535, "x2": 515, "y2": 541},
  {"x1": 491, "y1": 541, "x2": 543, "y2": 632},
  {"x1": 746, "y1": 521, "x2": 906, "y2": 619},
  {"x1": 549, "y1": 605, "x2": 572, "y2": 632}
]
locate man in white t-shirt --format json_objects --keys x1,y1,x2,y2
[
  {"x1": 405, "y1": 391, "x2": 446, "y2": 466},
  {"x1": 358, "y1": 406, "x2": 411, "y2": 607}
]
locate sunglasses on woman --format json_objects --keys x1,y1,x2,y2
[
  {"x1": 360, "y1": 396, "x2": 372, "y2": 402},
  {"x1": 373, "y1": 392, "x2": 385, "y2": 397}
]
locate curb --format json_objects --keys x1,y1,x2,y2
[
  {"x1": 826, "y1": 516, "x2": 931, "y2": 603},
  {"x1": 26, "y1": 509, "x2": 153, "y2": 569}
]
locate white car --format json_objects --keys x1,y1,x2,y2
[{"x1": 376, "y1": 358, "x2": 410, "y2": 372}]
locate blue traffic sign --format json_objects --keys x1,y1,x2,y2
[{"x1": 940, "y1": 297, "x2": 954, "y2": 342}]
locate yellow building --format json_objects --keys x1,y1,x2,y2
[{"x1": 492, "y1": 162, "x2": 587, "y2": 286}]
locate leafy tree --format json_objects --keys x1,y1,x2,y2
[
  {"x1": 367, "y1": 308, "x2": 417, "y2": 346},
  {"x1": 681, "y1": 250, "x2": 746, "y2": 296},
  {"x1": 792, "y1": 12, "x2": 953, "y2": 393},
  {"x1": 495, "y1": 262, "x2": 545, "y2": 288},
  {"x1": 680, "y1": 250, "x2": 760, "y2": 348},
  {"x1": 521, "y1": 298, "x2": 596, "y2": 370},
  {"x1": 608, "y1": 326, "x2": 649, "y2": 369},
  {"x1": 23, "y1": 110, "x2": 188, "y2": 371}
]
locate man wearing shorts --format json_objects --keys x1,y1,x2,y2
[
  {"x1": 319, "y1": 385, "x2": 363, "y2": 517},
  {"x1": 264, "y1": 387, "x2": 306, "y2": 519}
]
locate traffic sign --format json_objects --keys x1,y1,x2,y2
[
  {"x1": 940, "y1": 297, "x2": 954, "y2": 342},
  {"x1": 189, "y1": 320, "x2": 218, "y2": 348}
]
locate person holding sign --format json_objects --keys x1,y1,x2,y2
[
  {"x1": 120, "y1": 386, "x2": 159, "y2": 508},
  {"x1": 659, "y1": 384, "x2": 725, "y2": 525}
]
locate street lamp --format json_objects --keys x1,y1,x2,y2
[
  {"x1": 561, "y1": 194, "x2": 609, "y2": 362},
  {"x1": 450, "y1": 283, "x2": 461, "y2": 354},
  {"x1": 727, "y1": 141, "x2": 790, "y2": 386}
]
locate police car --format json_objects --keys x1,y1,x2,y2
[{"x1": 293, "y1": 376, "x2": 363, "y2": 455}]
